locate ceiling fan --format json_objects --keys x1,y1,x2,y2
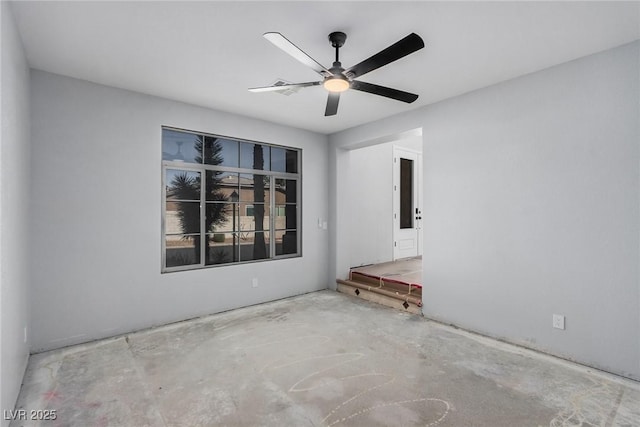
[{"x1": 249, "y1": 31, "x2": 425, "y2": 116}]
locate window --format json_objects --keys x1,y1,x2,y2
[{"x1": 162, "y1": 128, "x2": 301, "y2": 272}]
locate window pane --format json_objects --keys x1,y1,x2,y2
[
  {"x1": 205, "y1": 137, "x2": 239, "y2": 167},
  {"x1": 240, "y1": 142, "x2": 270, "y2": 170},
  {"x1": 202, "y1": 136, "x2": 221, "y2": 166},
  {"x1": 166, "y1": 235, "x2": 200, "y2": 267},
  {"x1": 206, "y1": 170, "x2": 234, "y2": 201},
  {"x1": 240, "y1": 232, "x2": 270, "y2": 261},
  {"x1": 275, "y1": 230, "x2": 297, "y2": 256},
  {"x1": 166, "y1": 201, "x2": 200, "y2": 234},
  {"x1": 275, "y1": 205, "x2": 297, "y2": 230},
  {"x1": 275, "y1": 178, "x2": 297, "y2": 204},
  {"x1": 400, "y1": 158, "x2": 413, "y2": 229},
  {"x1": 207, "y1": 202, "x2": 237, "y2": 233},
  {"x1": 240, "y1": 174, "x2": 270, "y2": 203},
  {"x1": 206, "y1": 233, "x2": 236, "y2": 265},
  {"x1": 275, "y1": 206, "x2": 285, "y2": 230},
  {"x1": 240, "y1": 203, "x2": 269, "y2": 231},
  {"x1": 210, "y1": 172, "x2": 239, "y2": 203},
  {"x1": 165, "y1": 208, "x2": 183, "y2": 235},
  {"x1": 271, "y1": 147, "x2": 298, "y2": 173},
  {"x1": 162, "y1": 129, "x2": 201, "y2": 163},
  {"x1": 166, "y1": 170, "x2": 200, "y2": 200}
]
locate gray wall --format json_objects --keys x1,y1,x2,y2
[
  {"x1": 1, "y1": 2, "x2": 31, "y2": 422},
  {"x1": 30, "y1": 71, "x2": 330, "y2": 352},
  {"x1": 348, "y1": 143, "x2": 394, "y2": 267},
  {"x1": 330, "y1": 42, "x2": 640, "y2": 380}
]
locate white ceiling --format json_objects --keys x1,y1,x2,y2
[{"x1": 10, "y1": 1, "x2": 640, "y2": 135}]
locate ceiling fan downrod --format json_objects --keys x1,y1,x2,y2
[
  {"x1": 329, "y1": 31, "x2": 347, "y2": 65},
  {"x1": 324, "y1": 31, "x2": 350, "y2": 93}
]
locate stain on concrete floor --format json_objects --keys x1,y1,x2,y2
[{"x1": 11, "y1": 290, "x2": 640, "y2": 426}]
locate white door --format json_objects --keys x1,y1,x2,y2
[{"x1": 393, "y1": 147, "x2": 422, "y2": 260}]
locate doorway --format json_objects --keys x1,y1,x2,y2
[
  {"x1": 331, "y1": 127, "x2": 423, "y2": 286},
  {"x1": 393, "y1": 147, "x2": 422, "y2": 260}
]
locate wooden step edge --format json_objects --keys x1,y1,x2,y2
[
  {"x1": 336, "y1": 279, "x2": 423, "y2": 307},
  {"x1": 336, "y1": 282, "x2": 422, "y2": 315},
  {"x1": 345, "y1": 274, "x2": 422, "y2": 298},
  {"x1": 350, "y1": 271, "x2": 422, "y2": 293}
]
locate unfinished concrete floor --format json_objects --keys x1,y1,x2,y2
[{"x1": 13, "y1": 290, "x2": 640, "y2": 426}]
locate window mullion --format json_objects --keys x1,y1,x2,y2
[
  {"x1": 270, "y1": 177, "x2": 276, "y2": 257},
  {"x1": 297, "y1": 153, "x2": 302, "y2": 257},
  {"x1": 200, "y1": 166, "x2": 206, "y2": 266}
]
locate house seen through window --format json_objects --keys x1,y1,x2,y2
[{"x1": 162, "y1": 127, "x2": 300, "y2": 272}]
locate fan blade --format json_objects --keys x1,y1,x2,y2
[
  {"x1": 325, "y1": 92, "x2": 340, "y2": 116},
  {"x1": 351, "y1": 80, "x2": 418, "y2": 103},
  {"x1": 249, "y1": 81, "x2": 321, "y2": 92},
  {"x1": 345, "y1": 33, "x2": 424, "y2": 79},
  {"x1": 264, "y1": 32, "x2": 332, "y2": 77}
]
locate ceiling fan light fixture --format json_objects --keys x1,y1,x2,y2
[{"x1": 323, "y1": 76, "x2": 350, "y2": 93}]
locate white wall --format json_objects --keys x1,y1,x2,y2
[
  {"x1": 29, "y1": 71, "x2": 330, "y2": 352},
  {"x1": 330, "y1": 41, "x2": 640, "y2": 380},
  {"x1": 0, "y1": 2, "x2": 31, "y2": 421},
  {"x1": 348, "y1": 143, "x2": 394, "y2": 267}
]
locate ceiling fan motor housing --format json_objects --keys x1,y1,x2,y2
[{"x1": 328, "y1": 31, "x2": 347, "y2": 48}]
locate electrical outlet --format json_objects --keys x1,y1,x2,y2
[
  {"x1": 553, "y1": 314, "x2": 565, "y2": 330},
  {"x1": 252, "y1": 278, "x2": 258, "y2": 288}
]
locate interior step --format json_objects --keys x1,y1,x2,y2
[
  {"x1": 336, "y1": 278, "x2": 422, "y2": 315},
  {"x1": 349, "y1": 271, "x2": 422, "y2": 298}
]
